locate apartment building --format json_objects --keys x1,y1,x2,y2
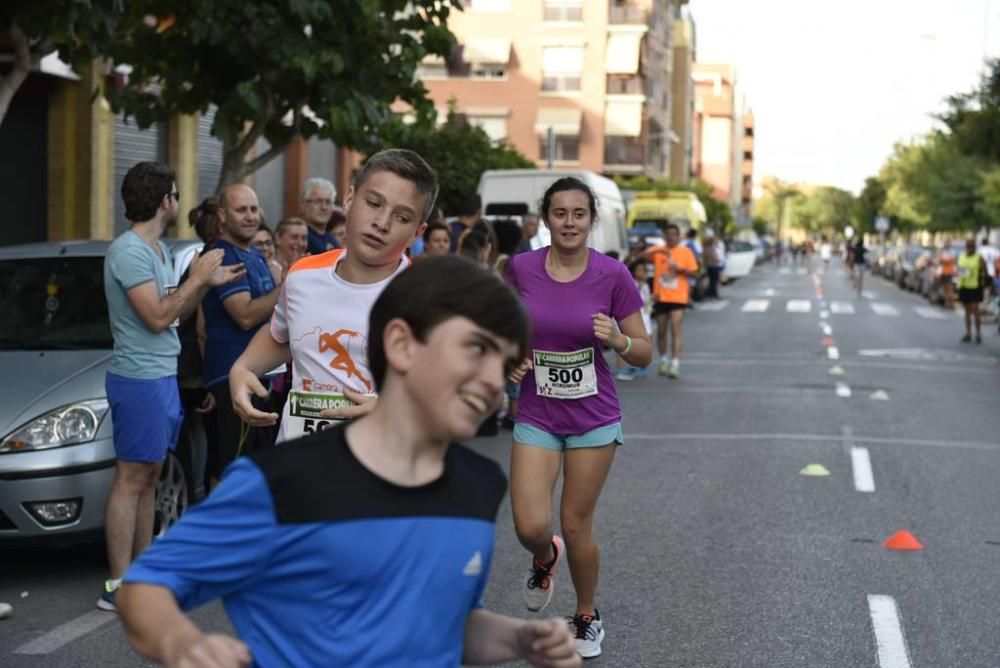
[
  {"x1": 419, "y1": 0, "x2": 684, "y2": 178},
  {"x1": 692, "y1": 62, "x2": 753, "y2": 225},
  {"x1": 669, "y1": 15, "x2": 695, "y2": 183}
]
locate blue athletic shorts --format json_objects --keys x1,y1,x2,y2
[
  {"x1": 106, "y1": 373, "x2": 183, "y2": 463},
  {"x1": 505, "y1": 381, "x2": 522, "y2": 399},
  {"x1": 513, "y1": 421, "x2": 623, "y2": 452}
]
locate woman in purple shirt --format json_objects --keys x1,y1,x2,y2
[{"x1": 506, "y1": 177, "x2": 651, "y2": 659}]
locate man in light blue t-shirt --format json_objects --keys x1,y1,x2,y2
[{"x1": 99, "y1": 161, "x2": 244, "y2": 613}]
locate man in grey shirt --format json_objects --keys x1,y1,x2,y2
[{"x1": 99, "y1": 162, "x2": 243, "y2": 612}]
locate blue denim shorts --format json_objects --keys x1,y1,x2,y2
[
  {"x1": 513, "y1": 421, "x2": 623, "y2": 452},
  {"x1": 106, "y1": 373, "x2": 183, "y2": 463}
]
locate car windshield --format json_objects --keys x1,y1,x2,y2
[{"x1": 0, "y1": 257, "x2": 112, "y2": 350}]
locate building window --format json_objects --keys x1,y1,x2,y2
[
  {"x1": 541, "y1": 46, "x2": 584, "y2": 93},
  {"x1": 604, "y1": 136, "x2": 644, "y2": 165},
  {"x1": 470, "y1": 64, "x2": 507, "y2": 79},
  {"x1": 540, "y1": 136, "x2": 580, "y2": 162},
  {"x1": 465, "y1": 0, "x2": 511, "y2": 11},
  {"x1": 469, "y1": 116, "x2": 508, "y2": 142},
  {"x1": 417, "y1": 62, "x2": 448, "y2": 80},
  {"x1": 544, "y1": 0, "x2": 583, "y2": 22}
]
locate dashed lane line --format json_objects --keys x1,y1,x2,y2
[
  {"x1": 786, "y1": 299, "x2": 812, "y2": 313},
  {"x1": 13, "y1": 610, "x2": 117, "y2": 655},
  {"x1": 830, "y1": 301, "x2": 856, "y2": 314},
  {"x1": 867, "y1": 595, "x2": 913, "y2": 668},
  {"x1": 828, "y1": 346, "x2": 840, "y2": 360},
  {"x1": 871, "y1": 302, "x2": 900, "y2": 317},
  {"x1": 741, "y1": 299, "x2": 770, "y2": 312},
  {"x1": 836, "y1": 382, "x2": 852, "y2": 398}
]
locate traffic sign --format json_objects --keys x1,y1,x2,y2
[{"x1": 874, "y1": 215, "x2": 890, "y2": 232}]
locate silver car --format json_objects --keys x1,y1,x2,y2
[{"x1": 0, "y1": 240, "x2": 207, "y2": 544}]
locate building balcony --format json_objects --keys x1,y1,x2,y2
[
  {"x1": 609, "y1": 4, "x2": 648, "y2": 25},
  {"x1": 607, "y1": 75, "x2": 643, "y2": 95},
  {"x1": 604, "y1": 136, "x2": 645, "y2": 171}
]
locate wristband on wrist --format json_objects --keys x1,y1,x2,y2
[{"x1": 621, "y1": 335, "x2": 633, "y2": 356}]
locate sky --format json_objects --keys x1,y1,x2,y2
[{"x1": 688, "y1": 0, "x2": 1000, "y2": 194}]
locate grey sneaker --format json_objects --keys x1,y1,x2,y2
[
  {"x1": 572, "y1": 610, "x2": 605, "y2": 659},
  {"x1": 523, "y1": 535, "x2": 564, "y2": 612}
]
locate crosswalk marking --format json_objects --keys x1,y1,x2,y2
[
  {"x1": 742, "y1": 299, "x2": 770, "y2": 312},
  {"x1": 830, "y1": 301, "x2": 855, "y2": 314},
  {"x1": 871, "y1": 303, "x2": 899, "y2": 317},
  {"x1": 779, "y1": 267, "x2": 791, "y2": 275},
  {"x1": 914, "y1": 306, "x2": 948, "y2": 320},
  {"x1": 796, "y1": 267, "x2": 808, "y2": 275},
  {"x1": 695, "y1": 300, "x2": 729, "y2": 311},
  {"x1": 786, "y1": 299, "x2": 812, "y2": 313}
]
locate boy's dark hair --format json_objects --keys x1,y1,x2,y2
[
  {"x1": 354, "y1": 149, "x2": 439, "y2": 223},
  {"x1": 423, "y1": 220, "x2": 450, "y2": 243},
  {"x1": 662, "y1": 223, "x2": 680, "y2": 234},
  {"x1": 457, "y1": 228, "x2": 489, "y2": 261},
  {"x1": 605, "y1": 250, "x2": 621, "y2": 260},
  {"x1": 188, "y1": 197, "x2": 222, "y2": 244},
  {"x1": 368, "y1": 256, "x2": 530, "y2": 392},
  {"x1": 455, "y1": 192, "x2": 482, "y2": 217},
  {"x1": 627, "y1": 259, "x2": 645, "y2": 275},
  {"x1": 539, "y1": 177, "x2": 598, "y2": 223},
  {"x1": 492, "y1": 218, "x2": 523, "y2": 256},
  {"x1": 686, "y1": 228, "x2": 697, "y2": 239},
  {"x1": 122, "y1": 161, "x2": 175, "y2": 223}
]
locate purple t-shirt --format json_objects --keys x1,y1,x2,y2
[{"x1": 507, "y1": 248, "x2": 644, "y2": 434}]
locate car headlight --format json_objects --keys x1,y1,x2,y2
[{"x1": 0, "y1": 399, "x2": 109, "y2": 453}]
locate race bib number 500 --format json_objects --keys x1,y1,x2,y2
[
  {"x1": 533, "y1": 348, "x2": 599, "y2": 400},
  {"x1": 285, "y1": 390, "x2": 355, "y2": 438}
]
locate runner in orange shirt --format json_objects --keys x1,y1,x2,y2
[
  {"x1": 937, "y1": 238, "x2": 957, "y2": 310},
  {"x1": 645, "y1": 223, "x2": 699, "y2": 378}
]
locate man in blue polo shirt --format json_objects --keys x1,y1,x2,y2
[
  {"x1": 118, "y1": 256, "x2": 580, "y2": 667},
  {"x1": 300, "y1": 176, "x2": 339, "y2": 254},
  {"x1": 201, "y1": 183, "x2": 280, "y2": 480}
]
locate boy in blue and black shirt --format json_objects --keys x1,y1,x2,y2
[{"x1": 118, "y1": 256, "x2": 580, "y2": 668}]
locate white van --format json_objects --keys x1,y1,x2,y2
[{"x1": 477, "y1": 169, "x2": 630, "y2": 258}]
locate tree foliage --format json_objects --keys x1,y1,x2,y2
[
  {"x1": 372, "y1": 109, "x2": 534, "y2": 215},
  {"x1": 4, "y1": 0, "x2": 463, "y2": 189},
  {"x1": 790, "y1": 186, "x2": 854, "y2": 234},
  {"x1": 938, "y1": 57, "x2": 1000, "y2": 161},
  {"x1": 852, "y1": 176, "x2": 886, "y2": 235},
  {"x1": 0, "y1": 0, "x2": 129, "y2": 125},
  {"x1": 102, "y1": 0, "x2": 461, "y2": 189}
]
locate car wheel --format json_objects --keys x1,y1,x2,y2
[{"x1": 154, "y1": 451, "x2": 189, "y2": 538}]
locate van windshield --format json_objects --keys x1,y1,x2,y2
[{"x1": 0, "y1": 257, "x2": 112, "y2": 350}]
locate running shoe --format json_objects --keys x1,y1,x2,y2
[
  {"x1": 961, "y1": 334, "x2": 972, "y2": 343},
  {"x1": 615, "y1": 369, "x2": 634, "y2": 381},
  {"x1": 572, "y1": 610, "x2": 605, "y2": 659},
  {"x1": 975, "y1": 334, "x2": 982, "y2": 344},
  {"x1": 97, "y1": 579, "x2": 119, "y2": 612},
  {"x1": 523, "y1": 535, "x2": 564, "y2": 612},
  {"x1": 668, "y1": 362, "x2": 679, "y2": 379},
  {"x1": 658, "y1": 360, "x2": 670, "y2": 376}
]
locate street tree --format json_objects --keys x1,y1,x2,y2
[
  {"x1": 938, "y1": 57, "x2": 1000, "y2": 161},
  {"x1": 791, "y1": 186, "x2": 854, "y2": 235},
  {"x1": 764, "y1": 178, "x2": 800, "y2": 241},
  {"x1": 373, "y1": 107, "x2": 533, "y2": 215},
  {"x1": 96, "y1": 0, "x2": 461, "y2": 190},
  {"x1": 852, "y1": 176, "x2": 887, "y2": 235},
  {"x1": 0, "y1": 0, "x2": 128, "y2": 126}
]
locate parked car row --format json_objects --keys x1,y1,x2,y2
[{"x1": 870, "y1": 243, "x2": 964, "y2": 305}]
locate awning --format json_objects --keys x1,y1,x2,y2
[
  {"x1": 605, "y1": 97, "x2": 644, "y2": 137},
  {"x1": 605, "y1": 32, "x2": 643, "y2": 74},
  {"x1": 535, "y1": 107, "x2": 582, "y2": 136},
  {"x1": 462, "y1": 37, "x2": 512, "y2": 64}
]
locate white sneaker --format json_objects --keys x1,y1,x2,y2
[
  {"x1": 571, "y1": 611, "x2": 605, "y2": 658},
  {"x1": 523, "y1": 535, "x2": 564, "y2": 612}
]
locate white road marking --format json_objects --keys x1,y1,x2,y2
[
  {"x1": 862, "y1": 290, "x2": 876, "y2": 299},
  {"x1": 828, "y1": 346, "x2": 840, "y2": 360},
  {"x1": 871, "y1": 303, "x2": 900, "y2": 317},
  {"x1": 851, "y1": 447, "x2": 876, "y2": 492},
  {"x1": 13, "y1": 611, "x2": 117, "y2": 655},
  {"x1": 742, "y1": 299, "x2": 770, "y2": 312},
  {"x1": 821, "y1": 323, "x2": 833, "y2": 336},
  {"x1": 867, "y1": 595, "x2": 913, "y2": 668},
  {"x1": 914, "y1": 306, "x2": 948, "y2": 319},
  {"x1": 830, "y1": 301, "x2": 855, "y2": 314},
  {"x1": 625, "y1": 432, "x2": 1000, "y2": 451},
  {"x1": 779, "y1": 267, "x2": 791, "y2": 274},
  {"x1": 797, "y1": 267, "x2": 808, "y2": 274},
  {"x1": 764, "y1": 288, "x2": 777, "y2": 296},
  {"x1": 870, "y1": 390, "x2": 890, "y2": 401},
  {"x1": 819, "y1": 310, "x2": 830, "y2": 319},
  {"x1": 836, "y1": 382, "x2": 852, "y2": 398},
  {"x1": 828, "y1": 365, "x2": 845, "y2": 375},
  {"x1": 786, "y1": 299, "x2": 812, "y2": 313},
  {"x1": 695, "y1": 299, "x2": 729, "y2": 311}
]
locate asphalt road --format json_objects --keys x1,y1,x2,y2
[{"x1": 2, "y1": 259, "x2": 999, "y2": 667}]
